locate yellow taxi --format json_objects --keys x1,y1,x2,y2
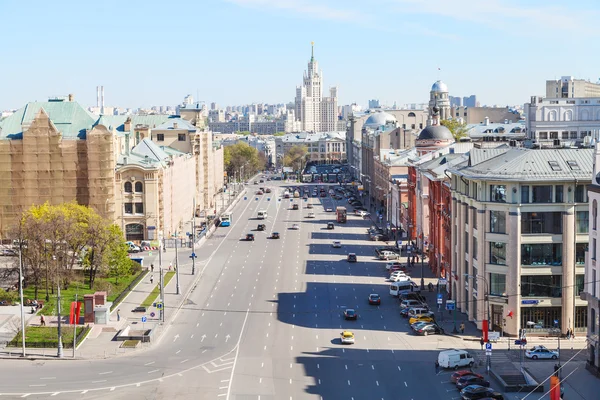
[
  {"x1": 409, "y1": 314, "x2": 435, "y2": 325},
  {"x1": 340, "y1": 331, "x2": 355, "y2": 344}
]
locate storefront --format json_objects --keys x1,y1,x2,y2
[
  {"x1": 125, "y1": 223, "x2": 145, "y2": 241},
  {"x1": 521, "y1": 305, "x2": 562, "y2": 331}
]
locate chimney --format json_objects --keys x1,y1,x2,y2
[
  {"x1": 68, "y1": 94, "x2": 74, "y2": 102},
  {"x1": 484, "y1": 116, "x2": 490, "y2": 126}
]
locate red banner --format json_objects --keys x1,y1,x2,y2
[
  {"x1": 69, "y1": 301, "x2": 83, "y2": 325},
  {"x1": 550, "y1": 376, "x2": 560, "y2": 400},
  {"x1": 482, "y1": 320, "x2": 489, "y2": 342}
]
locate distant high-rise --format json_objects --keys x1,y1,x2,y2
[
  {"x1": 546, "y1": 76, "x2": 600, "y2": 98},
  {"x1": 210, "y1": 102, "x2": 218, "y2": 110},
  {"x1": 449, "y1": 96, "x2": 462, "y2": 107},
  {"x1": 368, "y1": 99, "x2": 380, "y2": 109},
  {"x1": 294, "y1": 42, "x2": 340, "y2": 133},
  {"x1": 463, "y1": 95, "x2": 478, "y2": 108}
]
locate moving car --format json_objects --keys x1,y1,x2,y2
[
  {"x1": 438, "y1": 349, "x2": 475, "y2": 370},
  {"x1": 246, "y1": 233, "x2": 255, "y2": 241},
  {"x1": 379, "y1": 251, "x2": 399, "y2": 260},
  {"x1": 456, "y1": 376, "x2": 490, "y2": 390},
  {"x1": 292, "y1": 204, "x2": 299, "y2": 210},
  {"x1": 257, "y1": 224, "x2": 266, "y2": 231},
  {"x1": 327, "y1": 222, "x2": 334, "y2": 229},
  {"x1": 459, "y1": 385, "x2": 504, "y2": 400},
  {"x1": 271, "y1": 232, "x2": 280, "y2": 239},
  {"x1": 409, "y1": 314, "x2": 435, "y2": 325},
  {"x1": 413, "y1": 323, "x2": 443, "y2": 336},
  {"x1": 451, "y1": 371, "x2": 484, "y2": 384},
  {"x1": 343, "y1": 309, "x2": 357, "y2": 320},
  {"x1": 326, "y1": 207, "x2": 333, "y2": 212},
  {"x1": 385, "y1": 261, "x2": 403, "y2": 270},
  {"x1": 347, "y1": 253, "x2": 357, "y2": 262},
  {"x1": 525, "y1": 347, "x2": 559, "y2": 360},
  {"x1": 306, "y1": 203, "x2": 313, "y2": 209},
  {"x1": 332, "y1": 241, "x2": 342, "y2": 248},
  {"x1": 368, "y1": 294, "x2": 381, "y2": 305},
  {"x1": 290, "y1": 224, "x2": 300, "y2": 230},
  {"x1": 389, "y1": 274, "x2": 410, "y2": 282},
  {"x1": 307, "y1": 212, "x2": 316, "y2": 218},
  {"x1": 265, "y1": 188, "x2": 272, "y2": 193},
  {"x1": 340, "y1": 331, "x2": 355, "y2": 344}
]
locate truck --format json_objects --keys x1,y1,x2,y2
[{"x1": 336, "y1": 206, "x2": 347, "y2": 223}]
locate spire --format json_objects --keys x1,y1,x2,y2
[{"x1": 311, "y1": 41, "x2": 314, "y2": 61}]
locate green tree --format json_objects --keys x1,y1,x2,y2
[
  {"x1": 106, "y1": 242, "x2": 133, "y2": 284},
  {"x1": 283, "y1": 145, "x2": 309, "y2": 172},
  {"x1": 273, "y1": 132, "x2": 286, "y2": 136},
  {"x1": 440, "y1": 119, "x2": 469, "y2": 141},
  {"x1": 83, "y1": 221, "x2": 124, "y2": 289},
  {"x1": 223, "y1": 142, "x2": 266, "y2": 179}
]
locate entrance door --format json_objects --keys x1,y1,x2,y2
[
  {"x1": 126, "y1": 223, "x2": 145, "y2": 241},
  {"x1": 492, "y1": 304, "x2": 503, "y2": 332}
]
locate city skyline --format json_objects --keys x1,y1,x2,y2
[{"x1": 1, "y1": 0, "x2": 600, "y2": 111}]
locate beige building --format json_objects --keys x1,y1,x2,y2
[
  {"x1": 451, "y1": 106, "x2": 521, "y2": 125},
  {"x1": 546, "y1": 76, "x2": 600, "y2": 99},
  {"x1": 449, "y1": 148, "x2": 590, "y2": 337},
  {"x1": 275, "y1": 131, "x2": 346, "y2": 165}
]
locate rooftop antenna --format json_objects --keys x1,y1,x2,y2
[{"x1": 311, "y1": 41, "x2": 315, "y2": 61}]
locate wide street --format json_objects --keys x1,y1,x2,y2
[{"x1": 0, "y1": 179, "x2": 586, "y2": 399}]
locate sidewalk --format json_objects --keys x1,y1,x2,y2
[{"x1": 0, "y1": 188, "x2": 248, "y2": 360}]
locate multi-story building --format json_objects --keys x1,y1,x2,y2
[
  {"x1": 449, "y1": 148, "x2": 590, "y2": 337},
  {"x1": 275, "y1": 131, "x2": 346, "y2": 164},
  {"x1": 368, "y1": 99, "x2": 380, "y2": 109},
  {"x1": 452, "y1": 106, "x2": 521, "y2": 125},
  {"x1": 584, "y1": 143, "x2": 600, "y2": 374},
  {"x1": 463, "y1": 95, "x2": 478, "y2": 108},
  {"x1": 294, "y1": 44, "x2": 343, "y2": 133},
  {"x1": 546, "y1": 76, "x2": 600, "y2": 99}
]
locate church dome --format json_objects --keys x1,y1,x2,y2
[
  {"x1": 431, "y1": 80, "x2": 448, "y2": 93},
  {"x1": 363, "y1": 111, "x2": 397, "y2": 129},
  {"x1": 417, "y1": 125, "x2": 453, "y2": 141}
]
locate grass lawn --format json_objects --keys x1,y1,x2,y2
[
  {"x1": 140, "y1": 272, "x2": 175, "y2": 308},
  {"x1": 23, "y1": 271, "x2": 141, "y2": 316},
  {"x1": 10, "y1": 326, "x2": 88, "y2": 348}
]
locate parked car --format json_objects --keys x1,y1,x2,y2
[
  {"x1": 438, "y1": 349, "x2": 475, "y2": 369},
  {"x1": 451, "y1": 371, "x2": 484, "y2": 384},
  {"x1": 456, "y1": 376, "x2": 490, "y2": 390},
  {"x1": 379, "y1": 251, "x2": 399, "y2": 260},
  {"x1": 413, "y1": 323, "x2": 443, "y2": 336},
  {"x1": 459, "y1": 385, "x2": 504, "y2": 400}
]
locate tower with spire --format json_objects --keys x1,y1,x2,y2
[{"x1": 295, "y1": 42, "x2": 340, "y2": 133}]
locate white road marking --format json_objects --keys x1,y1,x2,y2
[
  {"x1": 176, "y1": 350, "x2": 181, "y2": 354},
  {"x1": 92, "y1": 380, "x2": 106, "y2": 384},
  {"x1": 404, "y1": 382, "x2": 408, "y2": 387},
  {"x1": 144, "y1": 361, "x2": 155, "y2": 366},
  {"x1": 148, "y1": 369, "x2": 159, "y2": 374},
  {"x1": 180, "y1": 359, "x2": 189, "y2": 364},
  {"x1": 40, "y1": 377, "x2": 57, "y2": 380}
]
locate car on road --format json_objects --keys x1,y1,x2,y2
[
  {"x1": 254, "y1": 181, "x2": 258, "y2": 184},
  {"x1": 347, "y1": 253, "x2": 357, "y2": 262},
  {"x1": 376, "y1": 246, "x2": 398, "y2": 256},
  {"x1": 451, "y1": 371, "x2": 484, "y2": 384},
  {"x1": 290, "y1": 224, "x2": 300, "y2": 230},
  {"x1": 368, "y1": 294, "x2": 381, "y2": 305},
  {"x1": 325, "y1": 207, "x2": 333, "y2": 212},
  {"x1": 385, "y1": 261, "x2": 403, "y2": 270},
  {"x1": 389, "y1": 274, "x2": 410, "y2": 283},
  {"x1": 525, "y1": 347, "x2": 559, "y2": 360},
  {"x1": 340, "y1": 331, "x2": 355, "y2": 344},
  {"x1": 371, "y1": 233, "x2": 390, "y2": 242},
  {"x1": 332, "y1": 241, "x2": 342, "y2": 248},
  {"x1": 459, "y1": 385, "x2": 504, "y2": 400},
  {"x1": 1, "y1": 248, "x2": 17, "y2": 256},
  {"x1": 265, "y1": 188, "x2": 272, "y2": 193},
  {"x1": 409, "y1": 314, "x2": 435, "y2": 325},
  {"x1": 307, "y1": 212, "x2": 316, "y2": 218},
  {"x1": 456, "y1": 376, "x2": 490, "y2": 390},
  {"x1": 378, "y1": 250, "x2": 399, "y2": 260},
  {"x1": 292, "y1": 204, "x2": 299, "y2": 210},
  {"x1": 246, "y1": 233, "x2": 255, "y2": 241},
  {"x1": 327, "y1": 222, "x2": 334, "y2": 229},
  {"x1": 413, "y1": 323, "x2": 443, "y2": 336},
  {"x1": 257, "y1": 224, "x2": 266, "y2": 231},
  {"x1": 257, "y1": 190, "x2": 264, "y2": 195},
  {"x1": 271, "y1": 232, "x2": 280, "y2": 239},
  {"x1": 343, "y1": 309, "x2": 358, "y2": 320},
  {"x1": 306, "y1": 203, "x2": 313, "y2": 209},
  {"x1": 390, "y1": 270, "x2": 407, "y2": 278}
]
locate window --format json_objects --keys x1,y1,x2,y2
[
  {"x1": 490, "y1": 185, "x2": 506, "y2": 202},
  {"x1": 594, "y1": 270, "x2": 597, "y2": 297},
  {"x1": 124, "y1": 203, "x2": 133, "y2": 214},
  {"x1": 178, "y1": 133, "x2": 186, "y2": 141},
  {"x1": 465, "y1": 205, "x2": 469, "y2": 224},
  {"x1": 576, "y1": 243, "x2": 588, "y2": 264},
  {"x1": 532, "y1": 186, "x2": 553, "y2": 203},
  {"x1": 521, "y1": 243, "x2": 562, "y2": 266},
  {"x1": 521, "y1": 212, "x2": 562, "y2": 234},
  {"x1": 592, "y1": 308, "x2": 596, "y2": 333},
  {"x1": 555, "y1": 185, "x2": 563, "y2": 203},
  {"x1": 594, "y1": 200, "x2": 598, "y2": 230},
  {"x1": 521, "y1": 275, "x2": 562, "y2": 297},
  {"x1": 594, "y1": 239, "x2": 597, "y2": 260},
  {"x1": 490, "y1": 273, "x2": 506, "y2": 296},
  {"x1": 575, "y1": 185, "x2": 587, "y2": 202},
  {"x1": 464, "y1": 232, "x2": 469, "y2": 254},
  {"x1": 577, "y1": 211, "x2": 589, "y2": 233},
  {"x1": 489, "y1": 242, "x2": 507, "y2": 265},
  {"x1": 472, "y1": 208, "x2": 478, "y2": 229},
  {"x1": 124, "y1": 182, "x2": 133, "y2": 193},
  {"x1": 566, "y1": 160, "x2": 580, "y2": 170},
  {"x1": 490, "y1": 211, "x2": 506, "y2": 233},
  {"x1": 135, "y1": 202, "x2": 144, "y2": 214},
  {"x1": 473, "y1": 237, "x2": 478, "y2": 260},
  {"x1": 472, "y1": 267, "x2": 478, "y2": 291},
  {"x1": 548, "y1": 161, "x2": 562, "y2": 171},
  {"x1": 156, "y1": 134, "x2": 165, "y2": 141},
  {"x1": 521, "y1": 186, "x2": 529, "y2": 203},
  {"x1": 576, "y1": 274, "x2": 585, "y2": 295},
  {"x1": 134, "y1": 182, "x2": 143, "y2": 193}
]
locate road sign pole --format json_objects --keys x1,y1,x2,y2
[{"x1": 192, "y1": 198, "x2": 196, "y2": 275}]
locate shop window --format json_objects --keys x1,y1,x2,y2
[
  {"x1": 521, "y1": 243, "x2": 562, "y2": 266},
  {"x1": 124, "y1": 182, "x2": 133, "y2": 193}
]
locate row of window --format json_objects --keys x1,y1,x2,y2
[
  {"x1": 537, "y1": 131, "x2": 590, "y2": 139},
  {"x1": 489, "y1": 273, "x2": 584, "y2": 298},
  {"x1": 490, "y1": 184, "x2": 588, "y2": 204},
  {"x1": 154, "y1": 133, "x2": 187, "y2": 142},
  {"x1": 124, "y1": 202, "x2": 144, "y2": 214},
  {"x1": 487, "y1": 242, "x2": 588, "y2": 266},
  {"x1": 465, "y1": 209, "x2": 589, "y2": 235},
  {"x1": 124, "y1": 181, "x2": 143, "y2": 193}
]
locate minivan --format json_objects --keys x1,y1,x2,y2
[
  {"x1": 437, "y1": 349, "x2": 475, "y2": 369},
  {"x1": 400, "y1": 299, "x2": 424, "y2": 309},
  {"x1": 407, "y1": 307, "x2": 429, "y2": 318}
]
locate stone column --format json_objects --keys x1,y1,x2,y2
[
  {"x1": 562, "y1": 208, "x2": 575, "y2": 335},
  {"x1": 506, "y1": 207, "x2": 521, "y2": 337}
]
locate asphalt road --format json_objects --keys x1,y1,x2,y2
[{"x1": 0, "y1": 179, "x2": 559, "y2": 400}]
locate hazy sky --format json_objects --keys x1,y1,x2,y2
[{"x1": 1, "y1": 0, "x2": 599, "y2": 111}]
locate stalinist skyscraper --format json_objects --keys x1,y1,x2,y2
[{"x1": 294, "y1": 42, "x2": 340, "y2": 133}]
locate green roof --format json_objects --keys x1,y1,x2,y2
[{"x1": 0, "y1": 100, "x2": 97, "y2": 139}]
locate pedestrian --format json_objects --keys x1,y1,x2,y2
[
  {"x1": 480, "y1": 337, "x2": 484, "y2": 350},
  {"x1": 150, "y1": 275, "x2": 154, "y2": 284},
  {"x1": 572, "y1": 330, "x2": 576, "y2": 340},
  {"x1": 566, "y1": 329, "x2": 571, "y2": 340},
  {"x1": 168, "y1": 263, "x2": 172, "y2": 271},
  {"x1": 117, "y1": 309, "x2": 121, "y2": 321},
  {"x1": 150, "y1": 264, "x2": 154, "y2": 272},
  {"x1": 554, "y1": 363, "x2": 559, "y2": 377},
  {"x1": 435, "y1": 361, "x2": 440, "y2": 374},
  {"x1": 40, "y1": 315, "x2": 45, "y2": 326},
  {"x1": 460, "y1": 323, "x2": 465, "y2": 334}
]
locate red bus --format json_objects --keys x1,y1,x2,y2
[{"x1": 336, "y1": 206, "x2": 347, "y2": 223}]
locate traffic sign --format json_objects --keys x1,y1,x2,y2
[
  {"x1": 397, "y1": 240, "x2": 402, "y2": 247},
  {"x1": 267, "y1": 198, "x2": 270, "y2": 201},
  {"x1": 150, "y1": 312, "x2": 155, "y2": 318},
  {"x1": 445, "y1": 300, "x2": 455, "y2": 311},
  {"x1": 141, "y1": 316, "x2": 147, "y2": 323},
  {"x1": 485, "y1": 342, "x2": 492, "y2": 351},
  {"x1": 149, "y1": 252, "x2": 152, "y2": 256},
  {"x1": 486, "y1": 350, "x2": 492, "y2": 356},
  {"x1": 255, "y1": 197, "x2": 258, "y2": 201},
  {"x1": 437, "y1": 298, "x2": 443, "y2": 305},
  {"x1": 156, "y1": 302, "x2": 163, "y2": 309},
  {"x1": 189, "y1": 252, "x2": 197, "y2": 259},
  {"x1": 244, "y1": 197, "x2": 247, "y2": 200}
]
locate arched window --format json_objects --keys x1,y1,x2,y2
[
  {"x1": 135, "y1": 182, "x2": 143, "y2": 193},
  {"x1": 548, "y1": 110, "x2": 557, "y2": 121},
  {"x1": 564, "y1": 110, "x2": 573, "y2": 121},
  {"x1": 408, "y1": 112, "x2": 416, "y2": 117},
  {"x1": 124, "y1": 181, "x2": 132, "y2": 193},
  {"x1": 581, "y1": 110, "x2": 590, "y2": 121},
  {"x1": 594, "y1": 200, "x2": 598, "y2": 230}
]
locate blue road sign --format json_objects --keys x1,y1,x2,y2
[
  {"x1": 156, "y1": 302, "x2": 163, "y2": 309},
  {"x1": 255, "y1": 197, "x2": 258, "y2": 201},
  {"x1": 150, "y1": 312, "x2": 155, "y2": 318},
  {"x1": 190, "y1": 252, "x2": 196, "y2": 259},
  {"x1": 437, "y1": 293, "x2": 443, "y2": 300},
  {"x1": 141, "y1": 316, "x2": 147, "y2": 323},
  {"x1": 267, "y1": 198, "x2": 270, "y2": 201},
  {"x1": 485, "y1": 342, "x2": 492, "y2": 350},
  {"x1": 244, "y1": 197, "x2": 247, "y2": 200}
]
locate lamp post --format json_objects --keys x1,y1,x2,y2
[
  {"x1": 17, "y1": 241, "x2": 26, "y2": 357},
  {"x1": 56, "y1": 284, "x2": 63, "y2": 358},
  {"x1": 465, "y1": 273, "x2": 491, "y2": 371},
  {"x1": 174, "y1": 231, "x2": 180, "y2": 295},
  {"x1": 420, "y1": 249, "x2": 426, "y2": 291},
  {"x1": 190, "y1": 198, "x2": 197, "y2": 276}
]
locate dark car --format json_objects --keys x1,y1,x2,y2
[
  {"x1": 451, "y1": 371, "x2": 484, "y2": 384},
  {"x1": 457, "y1": 376, "x2": 490, "y2": 390},
  {"x1": 368, "y1": 294, "x2": 381, "y2": 305},
  {"x1": 292, "y1": 204, "x2": 299, "y2": 210},
  {"x1": 257, "y1": 190, "x2": 264, "y2": 195},
  {"x1": 344, "y1": 308, "x2": 358, "y2": 320},
  {"x1": 460, "y1": 385, "x2": 504, "y2": 400},
  {"x1": 347, "y1": 253, "x2": 357, "y2": 262},
  {"x1": 257, "y1": 224, "x2": 266, "y2": 231},
  {"x1": 246, "y1": 233, "x2": 255, "y2": 241},
  {"x1": 320, "y1": 192, "x2": 327, "y2": 197},
  {"x1": 327, "y1": 222, "x2": 334, "y2": 229},
  {"x1": 271, "y1": 232, "x2": 280, "y2": 239},
  {"x1": 265, "y1": 188, "x2": 272, "y2": 193},
  {"x1": 307, "y1": 203, "x2": 313, "y2": 209}
]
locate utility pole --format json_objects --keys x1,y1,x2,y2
[
  {"x1": 17, "y1": 242, "x2": 26, "y2": 357},
  {"x1": 159, "y1": 233, "x2": 164, "y2": 322},
  {"x1": 72, "y1": 293, "x2": 77, "y2": 358},
  {"x1": 191, "y1": 198, "x2": 197, "y2": 275},
  {"x1": 57, "y1": 284, "x2": 63, "y2": 358},
  {"x1": 175, "y1": 232, "x2": 180, "y2": 295}
]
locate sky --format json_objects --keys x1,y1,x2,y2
[{"x1": 1, "y1": 0, "x2": 600, "y2": 111}]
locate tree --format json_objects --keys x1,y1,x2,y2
[
  {"x1": 106, "y1": 242, "x2": 133, "y2": 284},
  {"x1": 83, "y1": 220, "x2": 124, "y2": 289},
  {"x1": 273, "y1": 132, "x2": 286, "y2": 137},
  {"x1": 283, "y1": 145, "x2": 309, "y2": 172},
  {"x1": 440, "y1": 119, "x2": 469, "y2": 141},
  {"x1": 223, "y1": 142, "x2": 266, "y2": 179}
]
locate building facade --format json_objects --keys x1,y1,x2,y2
[
  {"x1": 449, "y1": 148, "x2": 590, "y2": 337},
  {"x1": 452, "y1": 106, "x2": 521, "y2": 125},
  {"x1": 546, "y1": 76, "x2": 600, "y2": 99},
  {"x1": 275, "y1": 131, "x2": 346, "y2": 164}
]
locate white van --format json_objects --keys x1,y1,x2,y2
[
  {"x1": 257, "y1": 210, "x2": 268, "y2": 219},
  {"x1": 437, "y1": 349, "x2": 475, "y2": 370},
  {"x1": 390, "y1": 280, "x2": 420, "y2": 296},
  {"x1": 407, "y1": 307, "x2": 429, "y2": 318}
]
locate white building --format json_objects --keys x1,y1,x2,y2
[
  {"x1": 294, "y1": 43, "x2": 343, "y2": 133},
  {"x1": 275, "y1": 131, "x2": 346, "y2": 165}
]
